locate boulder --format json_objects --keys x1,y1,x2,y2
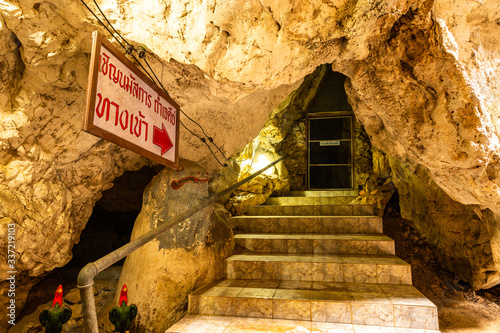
[{"x1": 117, "y1": 161, "x2": 234, "y2": 331}]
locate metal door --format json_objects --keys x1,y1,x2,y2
[{"x1": 308, "y1": 116, "x2": 354, "y2": 189}]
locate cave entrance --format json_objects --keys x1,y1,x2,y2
[
  {"x1": 306, "y1": 67, "x2": 354, "y2": 190},
  {"x1": 68, "y1": 165, "x2": 161, "y2": 269}
]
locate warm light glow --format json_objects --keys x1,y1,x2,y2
[
  {"x1": 254, "y1": 154, "x2": 274, "y2": 175},
  {"x1": 239, "y1": 153, "x2": 274, "y2": 176}
]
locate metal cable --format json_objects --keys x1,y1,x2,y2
[{"x1": 80, "y1": 0, "x2": 229, "y2": 166}]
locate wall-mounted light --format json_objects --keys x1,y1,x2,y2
[{"x1": 239, "y1": 152, "x2": 275, "y2": 177}]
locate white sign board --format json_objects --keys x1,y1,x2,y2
[
  {"x1": 320, "y1": 140, "x2": 340, "y2": 146},
  {"x1": 84, "y1": 31, "x2": 180, "y2": 169}
]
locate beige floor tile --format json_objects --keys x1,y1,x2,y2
[
  {"x1": 267, "y1": 319, "x2": 312, "y2": 332},
  {"x1": 235, "y1": 298, "x2": 273, "y2": 318},
  {"x1": 395, "y1": 328, "x2": 441, "y2": 333},
  {"x1": 273, "y1": 239, "x2": 289, "y2": 252},
  {"x1": 177, "y1": 315, "x2": 234, "y2": 333},
  {"x1": 385, "y1": 293, "x2": 436, "y2": 307},
  {"x1": 358, "y1": 218, "x2": 383, "y2": 233},
  {"x1": 272, "y1": 299, "x2": 312, "y2": 321},
  {"x1": 342, "y1": 240, "x2": 369, "y2": 254},
  {"x1": 247, "y1": 279, "x2": 282, "y2": 289},
  {"x1": 312, "y1": 262, "x2": 344, "y2": 282},
  {"x1": 311, "y1": 322, "x2": 354, "y2": 333},
  {"x1": 288, "y1": 239, "x2": 313, "y2": 253},
  {"x1": 349, "y1": 291, "x2": 392, "y2": 304},
  {"x1": 370, "y1": 256, "x2": 408, "y2": 265},
  {"x1": 343, "y1": 264, "x2": 377, "y2": 283},
  {"x1": 274, "y1": 289, "x2": 312, "y2": 300},
  {"x1": 282, "y1": 262, "x2": 312, "y2": 281},
  {"x1": 313, "y1": 239, "x2": 341, "y2": 254},
  {"x1": 376, "y1": 265, "x2": 412, "y2": 285},
  {"x1": 223, "y1": 317, "x2": 273, "y2": 332},
  {"x1": 366, "y1": 241, "x2": 395, "y2": 255},
  {"x1": 166, "y1": 314, "x2": 197, "y2": 332},
  {"x1": 352, "y1": 325, "x2": 398, "y2": 332},
  {"x1": 311, "y1": 254, "x2": 343, "y2": 263},
  {"x1": 393, "y1": 305, "x2": 439, "y2": 330},
  {"x1": 199, "y1": 296, "x2": 236, "y2": 316},
  {"x1": 351, "y1": 303, "x2": 394, "y2": 327},
  {"x1": 202, "y1": 286, "x2": 244, "y2": 297},
  {"x1": 279, "y1": 254, "x2": 312, "y2": 262},
  {"x1": 345, "y1": 283, "x2": 384, "y2": 293},
  {"x1": 249, "y1": 239, "x2": 274, "y2": 252},
  {"x1": 253, "y1": 262, "x2": 282, "y2": 280},
  {"x1": 341, "y1": 255, "x2": 376, "y2": 264},
  {"x1": 226, "y1": 262, "x2": 254, "y2": 279},
  {"x1": 189, "y1": 295, "x2": 201, "y2": 313},
  {"x1": 280, "y1": 280, "x2": 313, "y2": 290},
  {"x1": 312, "y1": 282, "x2": 347, "y2": 291},
  {"x1": 311, "y1": 290, "x2": 352, "y2": 302},
  {"x1": 334, "y1": 206, "x2": 353, "y2": 215},
  {"x1": 378, "y1": 284, "x2": 421, "y2": 295},
  {"x1": 238, "y1": 287, "x2": 277, "y2": 299},
  {"x1": 311, "y1": 301, "x2": 352, "y2": 323}
]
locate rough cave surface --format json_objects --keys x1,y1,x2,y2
[
  {"x1": 117, "y1": 161, "x2": 234, "y2": 332},
  {"x1": 0, "y1": 0, "x2": 500, "y2": 330}
]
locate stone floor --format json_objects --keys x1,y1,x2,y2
[
  {"x1": 166, "y1": 191, "x2": 440, "y2": 333},
  {"x1": 166, "y1": 314, "x2": 441, "y2": 332}
]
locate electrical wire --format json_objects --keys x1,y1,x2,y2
[
  {"x1": 92, "y1": 0, "x2": 132, "y2": 48},
  {"x1": 89, "y1": 0, "x2": 164, "y2": 95},
  {"x1": 180, "y1": 121, "x2": 225, "y2": 168},
  {"x1": 89, "y1": 0, "x2": 228, "y2": 165},
  {"x1": 80, "y1": 0, "x2": 230, "y2": 167}
]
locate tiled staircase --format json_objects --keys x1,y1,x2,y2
[{"x1": 167, "y1": 191, "x2": 440, "y2": 333}]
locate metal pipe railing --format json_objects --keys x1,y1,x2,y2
[{"x1": 77, "y1": 155, "x2": 287, "y2": 332}]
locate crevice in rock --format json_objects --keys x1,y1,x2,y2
[{"x1": 8, "y1": 165, "x2": 162, "y2": 332}]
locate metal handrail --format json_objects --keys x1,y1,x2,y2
[{"x1": 77, "y1": 155, "x2": 287, "y2": 332}]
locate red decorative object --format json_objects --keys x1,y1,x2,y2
[{"x1": 170, "y1": 176, "x2": 209, "y2": 190}]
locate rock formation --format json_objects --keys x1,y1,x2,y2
[
  {"x1": 1, "y1": 0, "x2": 500, "y2": 329},
  {"x1": 117, "y1": 161, "x2": 234, "y2": 332}
]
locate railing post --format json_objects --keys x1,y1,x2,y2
[{"x1": 78, "y1": 263, "x2": 99, "y2": 332}]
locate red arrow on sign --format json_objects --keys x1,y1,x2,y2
[{"x1": 153, "y1": 123, "x2": 173, "y2": 155}]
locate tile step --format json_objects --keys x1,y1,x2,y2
[
  {"x1": 187, "y1": 280, "x2": 438, "y2": 330},
  {"x1": 226, "y1": 253, "x2": 411, "y2": 284},
  {"x1": 232, "y1": 216, "x2": 383, "y2": 234},
  {"x1": 247, "y1": 204, "x2": 374, "y2": 216},
  {"x1": 265, "y1": 196, "x2": 360, "y2": 206},
  {"x1": 167, "y1": 314, "x2": 441, "y2": 333},
  {"x1": 288, "y1": 190, "x2": 360, "y2": 197},
  {"x1": 235, "y1": 233, "x2": 395, "y2": 255}
]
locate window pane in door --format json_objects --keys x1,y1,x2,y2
[
  {"x1": 309, "y1": 141, "x2": 351, "y2": 164},
  {"x1": 309, "y1": 117, "x2": 351, "y2": 141},
  {"x1": 309, "y1": 166, "x2": 352, "y2": 189}
]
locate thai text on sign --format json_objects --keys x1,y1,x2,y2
[{"x1": 84, "y1": 31, "x2": 180, "y2": 169}]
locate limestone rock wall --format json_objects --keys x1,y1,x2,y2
[
  {"x1": 345, "y1": 0, "x2": 500, "y2": 216},
  {"x1": 390, "y1": 157, "x2": 497, "y2": 289},
  {"x1": 117, "y1": 161, "x2": 234, "y2": 332},
  {"x1": 343, "y1": 0, "x2": 500, "y2": 288}
]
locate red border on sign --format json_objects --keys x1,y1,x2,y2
[{"x1": 83, "y1": 31, "x2": 180, "y2": 170}]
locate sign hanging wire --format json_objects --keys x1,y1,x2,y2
[{"x1": 79, "y1": 0, "x2": 230, "y2": 168}]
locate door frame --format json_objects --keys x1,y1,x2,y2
[{"x1": 306, "y1": 111, "x2": 355, "y2": 190}]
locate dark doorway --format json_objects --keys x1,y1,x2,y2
[{"x1": 307, "y1": 67, "x2": 354, "y2": 190}]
